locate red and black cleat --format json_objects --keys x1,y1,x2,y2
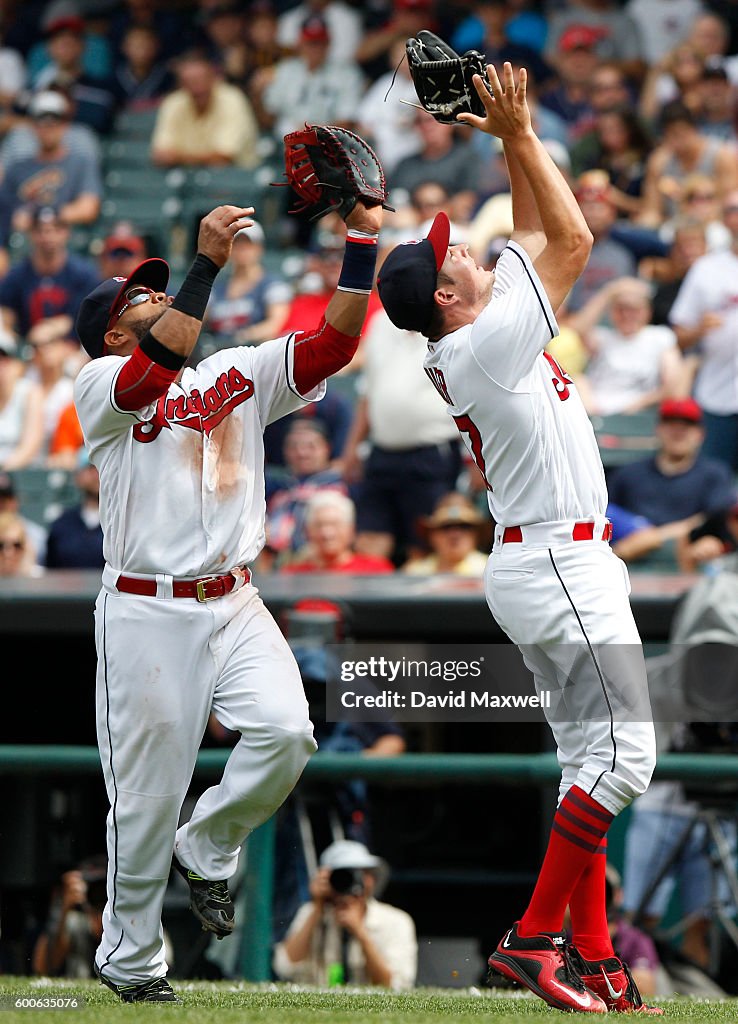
[
  {"x1": 568, "y1": 948, "x2": 664, "y2": 1014},
  {"x1": 488, "y1": 922, "x2": 608, "y2": 1013}
]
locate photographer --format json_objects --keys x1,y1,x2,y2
[
  {"x1": 32, "y1": 856, "x2": 107, "y2": 978},
  {"x1": 272, "y1": 840, "x2": 417, "y2": 989}
]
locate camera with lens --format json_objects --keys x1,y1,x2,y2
[{"x1": 329, "y1": 867, "x2": 365, "y2": 897}]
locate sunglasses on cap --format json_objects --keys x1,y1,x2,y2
[{"x1": 107, "y1": 285, "x2": 156, "y2": 328}]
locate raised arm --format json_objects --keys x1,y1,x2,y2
[{"x1": 458, "y1": 63, "x2": 592, "y2": 311}]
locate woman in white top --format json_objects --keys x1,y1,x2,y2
[
  {"x1": 0, "y1": 334, "x2": 44, "y2": 470},
  {"x1": 567, "y1": 276, "x2": 688, "y2": 416}
]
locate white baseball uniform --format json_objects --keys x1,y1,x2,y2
[
  {"x1": 423, "y1": 241, "x2": 656, "y2": 815},
  {"x1": 74, "y1": 335, "x2": 324, "y2": 984}
]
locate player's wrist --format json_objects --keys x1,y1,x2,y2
[{"x1": 171, "y1": 254, "x2": 220, "y2": 321}]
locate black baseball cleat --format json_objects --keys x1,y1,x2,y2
[
  {"x1": 172, "y1": 855, "x2": 235, "y2": 939},
  {"x1": 94, "y1": 963, "x2": 180, "y2": 1002},
  {"x1": 488, "y1": 922, "x2": 608, "y2": 1013},
  {"x1": 567, "y1": 947, "x2": 664, "y2": 1014}
]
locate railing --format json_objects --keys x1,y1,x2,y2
[{"x1": 2, "y1": 748, "x2": 737, "y2": 980}]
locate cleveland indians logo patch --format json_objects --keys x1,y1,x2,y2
[{"x1": 133, "y1": 366, "x2": 255, "y2": 442}]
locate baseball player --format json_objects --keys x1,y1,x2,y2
[
  {"x1": 73, "y1": 195, "x2": 384, "y2": 1001},
  {"x1": 377, "y1": 63, "x2": 660, "y2": 1014}
]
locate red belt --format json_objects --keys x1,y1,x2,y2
[
  {"x1": 501, "y1": 521, "x2": 613, "y2": 544},
  {"x1": 116, "y1": 568, "x2": 251, "y2": 602}
]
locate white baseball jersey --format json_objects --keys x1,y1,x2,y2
[
  {"x1": 74, "y1": 334, "x2": 324, "y2": 576},
  {"x1": 423, "y1": 241, "x2": 607, "y2": 526}
]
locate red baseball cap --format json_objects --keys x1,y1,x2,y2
[
  {"x1": 560, "y1": 24, "x2": 604, "y2": 52},
  {"x1": 659, "y1": 397, "x2": 703, "y2": 423},
  {"x1": 300, "y1": 14, "x2": 330, "y2": 41}
]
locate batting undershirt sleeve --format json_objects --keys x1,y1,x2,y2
[
  {"x1": 292, "y1": 318, "x2": 360, "y2": 395},
  {"x1": 113, "y1": 337, "x2": 184, "y2": 412}
]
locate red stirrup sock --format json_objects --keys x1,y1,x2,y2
[
  {"x1": 568, "y1": 838, "x2": 615, "y2": 960},
  {"x1": 518, "y1": 785, "x2": 614, "y2": 937}
]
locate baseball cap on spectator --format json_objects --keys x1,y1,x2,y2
[
  {"x1": 559, "y1": 24, "x2": 603, "y2": 52},
  {"x1": 30, "y1": 205, "x2": 63, "y2": 227},
  {"x1": 234, "y1": 220, "x2": 265, "y2": 244},
  {"x1": 659, "y1": 397, "x2": 703, "y2": 424},
  {"x1": 103, "y1": 230, "x2": 146, "y2": 258},
  {"x1": 27, "y1": 90, "x2": 70, "y2": 120},
  {"x1": 394, "y1": 0, "x2": 433, "y2": 9},
  {"x1": 424, "y1": 497, "x2": 485, "y2": 531},
  {"x1": 319, "y1": 840, "x2": 381, "y2": 871},
  {"x1": 377, "y1": 211, "x2": 450, "y2": 335},
  {"x1": 300, "y1": 14, "x2": 330, "y2": 42},
  {"x1": 75, "y1": 258, "x2": 170, "y2": 360},
  {"x1": 45, "y1": 14, "x2": 85, "y2": 37}
]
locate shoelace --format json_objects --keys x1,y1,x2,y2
[
  {"x1": 621, "y1": 960, "x2": 644, "y2": 1007},
  {"x1": 208, "y1": 880, "x2": 231, "y2": 903},
  {"x1": 558, "y1": 942, "x2": 588, "y2": 993}
]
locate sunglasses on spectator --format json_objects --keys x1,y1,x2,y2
[
  {"x1": 0, "y1": 539, "x2": 24, "y2": 551},
  {"x1": 686, "y1": 192, "x2": 716, "y2": 201},
  {"x1": 109, "y1": 285, "x2": 156, "y2": 327}
]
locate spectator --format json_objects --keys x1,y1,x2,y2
[
  {"x1": 96, "y1": 223, "x2": 146, "y2": 281},
  {"x1": 538, "y1": 24, "x2": 601, "y2": 142},
  {"x1": 669, "y1": 189, "x2": 738, "y2": 470},
  {"x1": 0, "y1": 469, "x2": 47, "y2": 565},
  {"x1": 0, "y1": 508, "x2": 41, "y2": 576},
  {"x1": 402, "y1": 492, "x2": 490, "y2": 576},
  {"x1": 355, "y1": 0, "x2": 437, "y2": 82},
  {"x1": 108, "y1": 24, "x2": 174, "y2": 113},
  {"x1": 0, "y1": 205, "x2": 101, "y2": 343},
  {"x1": 543, "y1": 0, "x2": 646, "y2": 81},
  {"x1": 561, "y1": 171, "x2": 636, "y2": 314},
  {"x1": 30, "y1": 14, "x2": 116, "y2": 135},
  {"x1": 264, "y1": 418, "x2": 347, "y2": 566},
  {"x1": 390, "y1": 111, "x2": 481, "y2": 226},
  {"x1": 684, "y1": 10, "x2": 738, "y2": 84},
  {"x1": 27, "y1": 10, "x2": 113, "y2": 87},
  {"x1": 693, "y1": 57, "x2": 736, "y2": 140},
  {"x1": 639, "y1": 218, "x2": 708, "y2": 327},
  {"x1": 276, "y1": 0, "x2": 363, "y2": 65},
  {"x1": 0, "y1": 87, "x2": 101, "y2": 172},
  {"x1": 23, "y1": 316, "x2": 80, "y2": 465},
  {"x1": 0, "y1": 91, "x2": 103, "y2": 267},
  {"x1": 341, "y1": 308, "x2": 462, "y2": 564},
  {"x1": 657, "y1": 172, "x2": 731, "y2": 253},
  {"x1": 272, "y1": 839, "x2": 417, "y2": 988},
  {"x1": 636, "y1": 101, "x2": 738, "y2": 231},
  {"x1": 452, "y1": 0, "x2": 548, "y2": 56},
  {"x1": 106, "y1": 0, "x2": 189, "y2": 65},
  {"x1": 674, "y1": 495, "x2": 738, "y2": 573},
  {"x1": 199, "y1": 1, "x2": 248, "y2": 83},
  {"x1": 604, "y1": 862, "x2": 663, "y2": 996},
  {"x1": 279, "y1": 224, "x2": 383, "y2": 339},
  {"x1": 624, "y1": 0, "x2": 705, "y2": 67},
  {"x1": 356, "y1": 37, "x2": 423, "y2": 178},
  {"x1": 607, "y1": 397, "x2": 737, "y2": 527},
  {"x1": 457, "y1": 0, "x2": 554, "y2": 92},
  {"x1": 638, "y1": 42, "x2": 706, "y2": 124},
  {"x1": 607, "y1": 500, "x2": 703, "y2": 567},
  {"x1": 282, "y1": 490, "x2": 395, "y2": 573},
  {"x1": 47, "y1": 398, "x2": 84, "y2": 469},
  {"x1": 569, "y1": 104, "x2": 652, "y2": 221},
  {"x1": 0, "y1": 333, "x2": 44, "y2": 471},
  {"x1": 566, "y1": 276, "x2": 686, "y2": 415},
  {"x1": 204, "y1": 221, "x2": 291, "y2": 345},
  {"x1": 236, "y1": 0, "x2": 291, "y2": 132},
  {"x1": 150, "y1": 50, "x2": 259, "y2": 169},
  {"x1": 44, "y1": 456, "x2": 103, "y2": 568},
  {"x1": 262, "y1": 15, "x2": 365, "y2": 143},
  {"x1": 263, "y1": 390, "x2": 355, "y2": 473}
]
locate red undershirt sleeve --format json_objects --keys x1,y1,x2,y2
[
  {"x1": 292, "y1": 318, "x2": 360, "y2": 395},
  {"x1": 113, "y1": 345, "x2": 181, "y2": 412}
]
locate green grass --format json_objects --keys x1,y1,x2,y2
[{"x1": 0, "y1": 978, "x2": 735, "y2": 1022}]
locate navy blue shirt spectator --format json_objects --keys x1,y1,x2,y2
[
  {"x1": 44, "y1": 460, "x2": 104, "y2": 569},
  {"x1": 0, "y1": 206, "x2": 100, "y2": 338},
  {"x1": 264, "y1": 391, "x2": 355, "y2": 469},
  {"x1": 607, "y1": 398, "x2": 737, "y2": 526}
]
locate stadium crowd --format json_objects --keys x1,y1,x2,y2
[
  {"x1": 2, "y1": 0, "x2": 738, "y2": 576},
  {"x1": 1, "y1": 0, "x2": 738, "y2": 997}
]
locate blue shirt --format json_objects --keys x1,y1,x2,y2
[
  {"x1": 0, "y1": 255, "x2": 101, "y2": 337},
  {"x1": 607, "y1": 455, "x2": 737, "y2": 526}
]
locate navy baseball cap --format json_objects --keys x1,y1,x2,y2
[
  {"x1": 377, "y1": 212, "x2": 450, "y2": 335},
  {"x1": 75, "y1": 258, "x2": 170, "y2": 359}
]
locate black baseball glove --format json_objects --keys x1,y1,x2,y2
[
  {"x1": 277, "y1": 124, "x2": 394, "y2": 223},
  {"x1": 406, "y1": 30, "x2": 490, "y2": 125}
]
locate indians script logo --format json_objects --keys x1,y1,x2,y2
[{"x1": 133, "y1": 366, "x2": 254, "y2": 443}]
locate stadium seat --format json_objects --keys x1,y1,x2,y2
[
  {"x1": 628, "y1": 536, "x2": 681, "y2": 573},
  {"x1": 110, "y1": 106, "x2": 160, "y2": 141},
  {"x1": 9, "y1": 468, "x2": 80, "y2": 527},
  {"x1": 591, "y1": 410, "x2": 659, "y2": 468}
]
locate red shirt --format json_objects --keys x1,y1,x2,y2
[
  {"x1": 279, "y1": 291, "x2": 383, "y2": 336},
  {"x1": 284, "y1": 553, "x2": 394, "y2": 574}
]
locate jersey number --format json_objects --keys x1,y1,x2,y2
[
  {"x1": 543, "y1": 351, "x2": 572, "y2": 401},
  {"x1": 453, "y1": 414, "x2": 492, "y2": 491}
]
